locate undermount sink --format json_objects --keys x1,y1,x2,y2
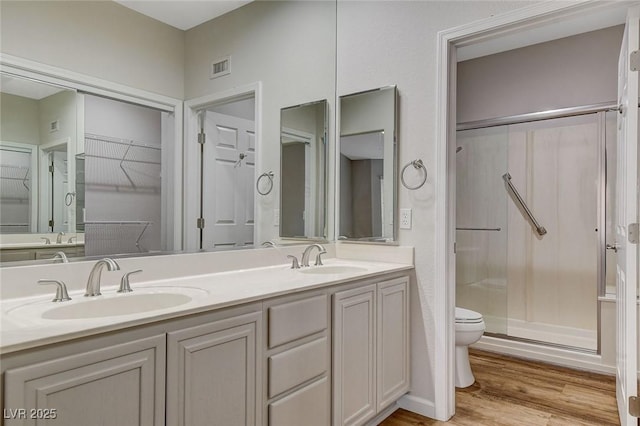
[
  {"x1": 43, "y1": 293, "x2": 193, "y2": 320},
  {"x1": 298, "y1": 265, "x2": 368, "y2": 275},
  {"x1": 7, "y1": 286, "x2": 208, "y2": 321}
]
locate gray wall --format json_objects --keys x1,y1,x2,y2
[
  {"x1": 0, "y1": 1, "x2": 185, "y2": 99},
  {"x1": 0, "y1": 93, "x2": 39, "y2": 144},
  {"x1": 457, "y1": 25, "x2": 624, "y2": 123},
  {"x1": 281, "y1": 143, "x2": 305, "y2": 237}
]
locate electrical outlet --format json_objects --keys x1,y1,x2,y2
[
  {"x1": 274, "y1": 209, "x2": 280, "y2": 227},
  {"x1": 400, "y1": 208, "x2": 412, "y2": 229}
]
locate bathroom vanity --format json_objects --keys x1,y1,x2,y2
[{"x1": 0, "y1": 249, "x2": 412, "y2": 426}]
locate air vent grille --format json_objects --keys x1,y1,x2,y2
[{"x1": 210, "y1": 56, "x2": 231, "y2": 79}]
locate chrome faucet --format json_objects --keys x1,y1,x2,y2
[
  {"x1": 85, "y1": 258, "x2": 120, "y2": 297},
  {"x1": 300, "y1": 244, "x2": 326, "y2": 267},
  {"x1": 51, "y1": 251, "x2": 69, "y2": 263},
  {"x1": 56, "y1": 232, "x2": 65, "y2": 244}
]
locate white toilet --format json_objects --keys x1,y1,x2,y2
[{"x1": 455, "y1": 307, "x2": 485, "y2": 388}]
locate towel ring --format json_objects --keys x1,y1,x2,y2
[
  {"x1": 65, "y1": 192, "x2": 75, "y2": 206},
  {"x1": 401, "y1": 159, "x2": 427, "y2": 190},
  {"x1": 256, "y1": 171, "x2": 274, "y2": 196}
]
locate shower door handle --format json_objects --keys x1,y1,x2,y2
[{"x1": 606, "y1": 243, "x2": 619, "y2": 253}]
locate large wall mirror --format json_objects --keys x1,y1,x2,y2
[
  {"x1": 1, "y1": 0, "x2": 336, "y2": 265},
  {"x1": 0, "y1": 73, "x2": 81, "y2": 262},
  {"x1": 339, "y1": 86, "x2": 397, "y2": 242},
  {"x1": 280, "y1": 100, "x2": 328, "y2": 240}
]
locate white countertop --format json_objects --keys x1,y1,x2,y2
[
  {"x1": 0, "y1": 258, "x2": 412, "y2": 355},
  {"x1": 1, "y1": 242, "x2": 83, "y2": 249}
]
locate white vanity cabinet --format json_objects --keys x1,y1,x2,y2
[
  {"x1": 3, "y1": 335, "x2": 166, "y2": 426},
  {"x1": 2, "y1": 270, "x2": 412, "y2": 426},
  {"x1": 263, "y1": 292, "x2": 331, "y2": 426},
  {"x1": 166, "y1": 311, "x2": 263, "y2": 426},
  {"x1": 332, "y1": 276, "x2": 410, "y2": 426}
]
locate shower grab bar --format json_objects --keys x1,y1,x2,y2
[
  {"x1": 456, "y1": 227, "x2": 501, "y2": 231},
  {"x1": 502, "y1": 173, "x2": 547, "y2": 236}
]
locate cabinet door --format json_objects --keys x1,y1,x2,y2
[
  {"x1": 377, "y1": 278, "x2": 410, "y2": 411},
  {"x1": 333, "y1": 285, "x2": 377, "y2": 426},
  {"x1": 4, "y1": 335, "x2": 166, "y2": 426},
  {"x1": 268, "y1": 376, "x2": 329, "y2": 426},
  {"x1": 167, "y1": 312, "x2": 262, "y2": 426},
  {"x1": 0, "y1": 249, "x2": 36, "y2": 262}
]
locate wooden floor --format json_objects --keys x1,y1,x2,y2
[{"x1": 381, "y1": 349, "x2": 619, "y2": 426}]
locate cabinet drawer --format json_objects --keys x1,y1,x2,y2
[
  {"x1": 269, "y1": 336, "x2": 327, "y2": 398},
  {"x1": 268, "y1": 294, "x2": 327, "y2": 348},
  {"x1": 269, "y1": 376, "x2": 329, "y2": 426}
]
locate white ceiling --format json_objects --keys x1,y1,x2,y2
[{"x1": 114, "y1": 1, "x2": 252, "y2": 31}]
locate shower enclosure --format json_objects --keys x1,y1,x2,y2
[{"x1": 456, "y1": 109, "x2": 617, "y2": 352}]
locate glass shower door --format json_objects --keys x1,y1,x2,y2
[
  {"x1": 456, "y1": 126, "x2": 509, "y2": 335},
  {"x1": 506, "y1": 114, "x2": 599, "y2": 350}
]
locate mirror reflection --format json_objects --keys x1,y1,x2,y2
[
  {"x1": 280, "y1": 100, "x2": 328, "y2": 240},
  {"x1": 79, "y1": 94, "x2": 168, "y2": 257},
  {"x1": 0, "y1": 73, "x2": 81, "y2": 262},
  {"x1": 1, "y1": 0, "x2": 337, "y2": 266},
  {"x1": 339, "y1": 86, "x2": 397, "y2": 242}
]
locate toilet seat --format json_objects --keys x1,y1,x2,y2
[{"x1": 455, "y1": 307, "x2": 483, "y2": 324}]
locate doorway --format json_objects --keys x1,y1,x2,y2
[{"x1": 435, "y1": 2, "x2": 637, "y2": 422}]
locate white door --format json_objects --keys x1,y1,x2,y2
[
  {"x1": 616, "y1": 6, "x2": 639, "y2": 425},
  {"x1": 202, "y1": 111, "x2": 255, "y2": 249}
]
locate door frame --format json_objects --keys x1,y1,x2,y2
[
  {"x1": 435, "y1": 1, "x2": 634, "y2": 421},
  {"x1": 38, "y1": 138, "x2": 69, "y2": 233},
  {"x1": 183, "y1": 82, "x2": 262, "y2": 251}
]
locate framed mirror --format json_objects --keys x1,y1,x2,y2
[
  {"x1": 0, "y1": 73, "x2": 80, "y2": 262},
  {"x1": 338, "y1": 86, "x2": 397, "y2": 242},
  {"x1": 280, "y1": 99, "x2": 328, "y2": 240}
]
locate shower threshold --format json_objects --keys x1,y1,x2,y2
[{"x1": 483, "y1": 332, "x2": 597, "y2": 355}]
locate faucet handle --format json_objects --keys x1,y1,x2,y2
[
  {"x1": 40, "y1": 237, "x2": 51, "y2": 245},
  {"x1": 118, "y1": 270, "x2": 142, "y2": 293},
  {"x1": 51, "y1": 251, "x2": 69, "y2": 264},
  {"x1": 38, "y1": 279, "x2": 72, "y2": 302},
  {"x1": 286, "y1": 255, "x2": 300, "y2": 269},
  {"x1": 315, "y1": 250, "x2": 327, "y2": 266}
]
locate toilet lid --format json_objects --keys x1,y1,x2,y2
[{"x1": 455, "y1": 307, "x2": 483, "y2": 323}]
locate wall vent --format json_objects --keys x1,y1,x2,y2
[
  {"x1": 210, "y1": 56, "x2": 231, "y2": 79},
  {"x1": 49, "y1": 120, "x2": 59, "y2": 132}
]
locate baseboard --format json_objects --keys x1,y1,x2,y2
[{"x1": 397, "y1": 394, "x2": 436, "y2": 419}]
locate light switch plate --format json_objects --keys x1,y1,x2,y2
[{"x1": 400, "y1": 208, "x2": 412, "y2": 229}]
